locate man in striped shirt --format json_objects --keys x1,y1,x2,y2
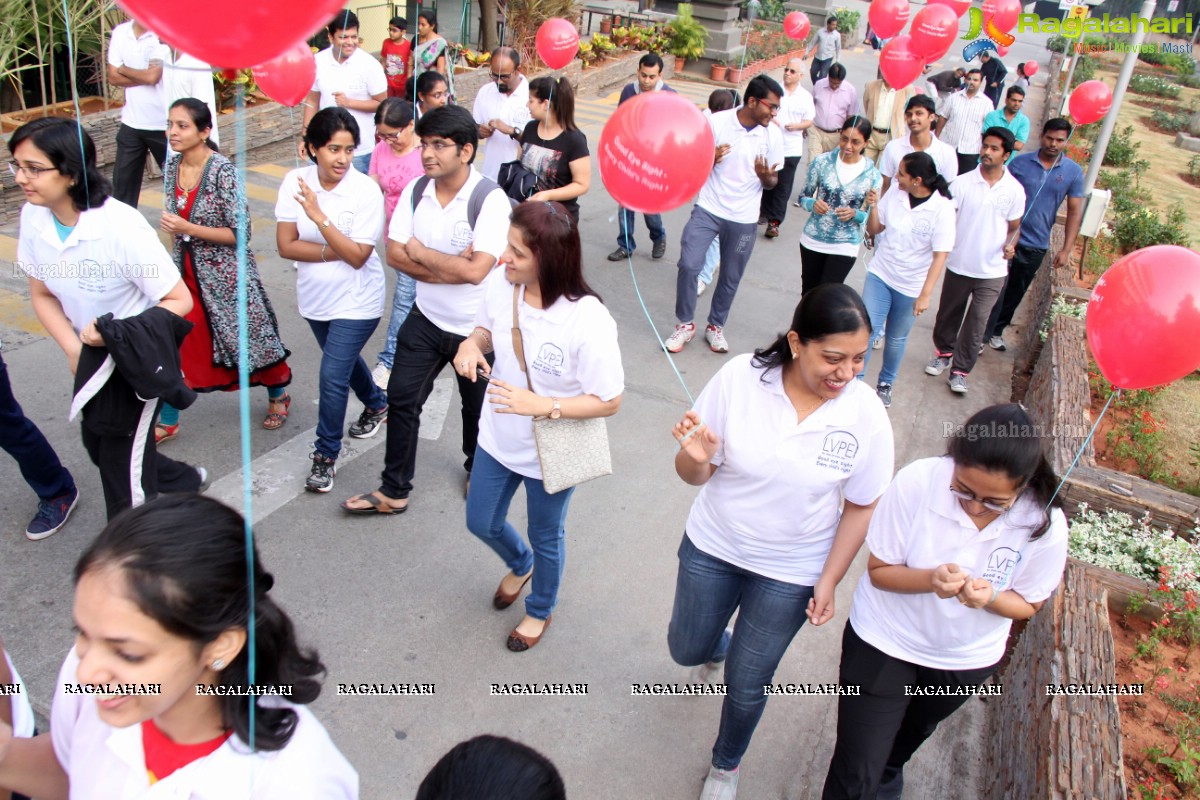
[{"x1": 936, "y1": 69, "x2": 995, "y2": 175}]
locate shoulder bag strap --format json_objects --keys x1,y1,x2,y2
[{"x1": 511, "y1": 284, "x2": 533, "y2": 392}]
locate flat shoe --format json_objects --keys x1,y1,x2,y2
[
  {"x1": 155, "y1": 423, "x2": 179, "y2": 444},
  {"x1": 507, "y1": 614, "x2": 552, "y2": 652},
  {"x1": 493, "y1": 569, "x2": 533, "y2": 610},
  {"x1": 341, "y1": 492, "x2": 408, "y2": 515}
]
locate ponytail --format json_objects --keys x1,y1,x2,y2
[
  {"x1": 900, "y1": 151, "x2": 952, "y2": 198},
  {"x1": 529, "y1": 76, "x2": 577, "y2": 132},
  {"x1": 928, "y1": 173, "x2": 952, "y2": 198}
]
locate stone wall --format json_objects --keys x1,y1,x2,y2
[{"x1": 983, "y1": 562, "x2": 1126, "y2": 800}]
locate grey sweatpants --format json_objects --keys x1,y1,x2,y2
[
  {"x1": 675, "y1": 205, "x2": 758, "y2": 328},
  {"x1": 931, "y1": 270, "x2": 1006, "y2": 376}
]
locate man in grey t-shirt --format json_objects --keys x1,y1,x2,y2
[{"x1": 809, "y1": 17, "x2": 841, "y2": 85}]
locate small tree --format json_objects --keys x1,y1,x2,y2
[{"x1": 668, "y1": 3, "x2": 708, "y2": 61}]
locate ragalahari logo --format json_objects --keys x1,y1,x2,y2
[{"x1": 961, "y1": 6, "x2": 1014, "y2": 62}]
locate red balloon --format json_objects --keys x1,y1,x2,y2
[
  {"x1": 252, "y1": 43, "x2": 317, "y2": 108},
  {"x1": 1025, "y1": 60, "x2": 1040, "y2": 76},
  {"x1": 909, "y1": 4, "x2": 959, "y2": 61},
  {"x1": 117, "y1": 0, "x2": 344, "y2": 69},
  {"x1": 879, "y1": 36, "x2": 925, "y2": 90},
  {"x1": 868, "y1": 0, "x2": 910, "y2": 40},
  {"x1": 598, "y1": 92, "x2": 714, "y2": 214},
  {"x1": 996, "y1": 44, "x2": 1011, "y2": 57},
  {"x1": 1068, "y1": 80, "x2": 1113, "y2": 125},
  {"x1": 784, "y1": 11, "x2": 811, "y2": 41},
  {"x1": 1086, "y1": 246, "x2": 1200, "y2": 390},
  {"x1": 927, "y1": 0, "x2": 971, "y2": 18},
  {"x1": 982, "y1": 0, "x2": 1021, "y2": 33},
  {"x1": 536, "y1": 18, "x2": 579, "y2": 70}
]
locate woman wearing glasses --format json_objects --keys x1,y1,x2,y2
[
  {"x1": 822, "y1": 403, "x2": 1067, "y2": 800},
  {"x1": 368, "y1": 98, "x2": 424, "y2": 389}
]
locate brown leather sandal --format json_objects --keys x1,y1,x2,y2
[
  {"x1": 493, "y1": 569, "x2": 533, "y2": 610},
  {"x1": 507, "y1": 614, "x2": 552, "y2": 652},
  {"x1": 263, "y1": 393, "x2": 291, "y2": 430}
]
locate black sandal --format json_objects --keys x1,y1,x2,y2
[{"x1": 341, "y1": 492, "x2": 408, "y2": 516}]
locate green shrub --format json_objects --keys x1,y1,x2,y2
[
  {"x1": 1130, "y1": 73, "x2": 1183, "y2": 98},
  {"x1": 1112, "y1": 204, "x2": 1190, "y2": 252},
  {"x1": 1151, "y1": 109, "x2": 1191, "y2": 132},
  {"x1": 1070, "y1": 55, "x2": 1096, "y2": 87},
  {"x1": 741, "y1": 0, "x2": 787, "y2": 21},
  {"x1": 1068, "y1": 503, "x2": 1200, "y2": 591},
  {"x1": 832, "y1": 7, "x2": 860, "y2": 35},
  {"x1": 1181, "y1": 74, "x2": 1200, "y2": 89},
  {"x1": 1102, "y1": 125, "x2": 1143, "y2": 168},
  {"x1": 1190, "y1": 155, "x2": 1200, "y2": 183},
  {"x1": 1137, "y1": 48, "x2": 1195, "y2": 76}
]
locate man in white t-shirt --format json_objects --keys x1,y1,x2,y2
[
  {"x1": 664, "y1": 75, "x2": 784, "y2": 356},
  {"x1": 341, "y1": 106, "x2": 511, "y2": 514},
  {"x1": 760, "y1": 57, "x2": 813, "y2": 239},
  {"x1": 301, "y1": 11, "x2": 388, "y2": 174},
  {"x1": 162, "y1": 49, "x2": 219, "y2": 150},
  {"x1": 472, "y1": 46, "x2": 530, "y2": 181},
  {"x1": 937, "y1": 69, "x2": 995, "y2": 175},
  {"x1": 106, "y1": 18, "x2": 168, "y2": 208},
  {"x1": 877, "y1": 95, "x2": 958, "y2": 196},
  {"x1": 926, "y1": 127, "x2": 1025, "y2": 395}
]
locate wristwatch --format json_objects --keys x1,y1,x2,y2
[
  {"x1": 548, "y1": 398, "x2": 562, "y2": 420},
  {"x1": 320, "y1": 218, "x2": 331, "y2": 230}
]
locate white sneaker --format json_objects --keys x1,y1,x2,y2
[
  {"x1": 872, "y1": 334, "x2": 883, "y2": 350},
  {"x1": 697, "y1": 278, "x2": 708, "y2": 296},
  {"x1": 700, "y1": 765, "x2": 739, "y2": 800},
  {"x1": 665, "y1": 322, "x2": 696, "y2": 353},
  {"x1": 371, "y1": 362, "x2": 391, "y2": 391},
  {"x1": 705, "y1": 325, "x2": 729, "y2": 353}
]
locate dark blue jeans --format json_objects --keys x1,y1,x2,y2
[
  {"x1": 465, "y1": 446, "x2": 576, "y2": 620},
  {"x1": 0, "y1": 351, "x2": 74, "y2": 501},
  {"x1": 617, "y1": 207, "x2": 666, "y2": 253},
  {"x1": 668, "y1": 533, "x2": 815, "y2": 770},
  {"x1": 379, "y1": 309, "x2": 490, "y2": 500},
  {"x1": 305, "y1": 317, "x2": 387, "y2": 460}
]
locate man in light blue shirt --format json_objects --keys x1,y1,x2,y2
[
  {"x1": 809, "y1": 16, "x2": 842, "y2": 85},
  {"x1": 984, "y1": 117, "x2": 1085, "y2": 351},
  {"x1": 982, "y1": 86, "x2": 1031, "y2": 162}
]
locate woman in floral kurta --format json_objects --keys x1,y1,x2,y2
[{"x1": 157, "y1": 98, "x2": 292, "y2": 442}]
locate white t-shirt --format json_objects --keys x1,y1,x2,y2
[
  {"x1": 697, "y1": 109, "x2": 785, "y2": 225},
  {"x1": 849, "y1": 456, "x2": 1069, "y2": 670},
  {"x1": 777, "y1": 85, "x2": 815, "y2": 159},
  {"x1": 685, "y1": 355, "x2": 895, "y2": 585},
  {"x1": 17, "y1": 199, "x2": 181, "y2": 332},
  {"x1": 946, "y1": 167, "x2": 1026, "y2": 279},
  {"x1": 868, "y1": 189, "x2": 957, "y2": 297},
  {"x1": 275, "y1": 164, "x2": 386, "y2": 320},
  {"x1": 877, "y1": 134, "x2": 958, "y2": 185},
  {"x1": 50, "y1": 648, "x2": 358, "y2": 799},
  {"x1": 312, "y1": 47, "x2": 388, "y2": 157},
  {"x1": 107, "y1": 22, "x2": 168, "y2": 131},
  {"x1": 474, "y1": 269, "x2": 624, "y2": 478},
  {"x1": 472, "y1": 77, "x2": 531, "y2": 181},
  {"x1": 388, "y1": 168, "x2": 512, "y2": 335},
  {"x1": 163, "y1": 51, "x2": 219, "y2": 147},
  {"x1": 4, "y1": 651, "x2": 35, "y2": 738}
]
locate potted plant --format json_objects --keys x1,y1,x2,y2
[
  {"x1": 668, "y1": 4, "x2": 708, "y2": 71},
  {"x1": 727, "y1": 63, "x2": 744, "y2": 83},
  {"x1": 599, "y1": 16, "x2": 613, "y2": 34},
  {"x1": 711, "y1": 60, "x2": 728, "y2": 81},
  {"x1": 832, "y1": 7, "x2": 862, "y2": 48}
]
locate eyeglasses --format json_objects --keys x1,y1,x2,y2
[
  {"x1": 491, "y1": 72, "x2": 513, "y2": 81},
  {"x1": 759, "y1": 100, "x2": 780, "y2": 112},
  {"x1": 419, "y1": 140, "x2": 457, "y2": 152},
  {"x1": 376, "y1": 130, "x2": 402, "y2": 141},
  {"x1": 783, "y1": 68, "x2": 799, "y2": 74},
  {"x1": 7, "y1": 161, "x2": 57, "y2": 179},
  {"x1": 948, "y1": 485, "x2": 1016, "y2": 514}
]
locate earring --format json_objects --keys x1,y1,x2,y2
[{"x1": 212, "y1": 659, "x2": 225, "y2": 670}]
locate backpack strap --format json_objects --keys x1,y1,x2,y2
[
  {"x1": 466, "y1": 176, "x2": 504, "y2": 228},
  {"x1": 409, "y1": 175, "x2": 432, "y2": 214}
]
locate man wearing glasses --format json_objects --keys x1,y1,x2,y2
[
  {"x1": 301, "y1": 11, "x2": 388, "y2": 174},
  {"x1": 472, "y1": 46, "x2": 530, "y2": 182},
  {"x1": 608, "y1": 53, "x2": 676, "y2": 262},
  {"x1": 759, "y1": 57, "x2": 814, "y2": 239}
]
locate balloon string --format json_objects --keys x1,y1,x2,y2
[
  {"x1": 1003, "y1": 127, "x2": 1074, "y2": 251},
  {"x1": 232, "y1": 82, "x2": 257, "y2": 755},
  {"x1": 1044, "y1": 388, "x2": 1115, "y2": 511},
  {"x1": 60, "y1": 0, "x2": 90, "y2": 210}
]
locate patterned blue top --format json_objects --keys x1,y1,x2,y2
[{"x1": 799, "y1": 149, "x2": 882, "y2": 248}]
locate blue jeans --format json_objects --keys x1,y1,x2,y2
[
  {"x1": 668, "y1": 533, "x2": 815, "y2": 770},
  {"x1": 617, "y1": 207, "x2": 666, "y2": 252},
  {"x1": 305, "y1": 317, "x2": 388, "y2": 459},
  {"x1": 859, "y1": 272, "x2": 920, "y2": 386},
  {"x1": 465, "y1": 446, "x2": 576, "y2": 621},
  {"x1": 352, "y1": 152, "x2": 372, "y2": 174},
  {"x1": 376, "y1": 273, "x2": 418, "y2": 369},
  {"x1": 699, "y1": 238, "x2": 719, "y2": 286}
]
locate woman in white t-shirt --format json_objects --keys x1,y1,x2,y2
[
  {"x1": 821, "y1": 403, "x2": 1068, "y2": 800},
  {"x1": 0, "y1": 494, "x2": 358, "y2": 798},
  {"x1": 454, "y1": 201, "x2": 624, "y2": 653},
  {"x1": 11, "y1": 118, "x2": 203, "y2": 521},
  {"x1": 859, "y1": 151, "x2": 956, "y2": 410},
  {"x1": 276, "y1": 107, "x2": 389, "y2": 494},
  {"x1": 669, "y1": 284, "x2": 894, "y2": 800}
]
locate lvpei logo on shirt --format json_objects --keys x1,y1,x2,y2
[{"x1": 816, "y1": 431, "x2": 859, "y2": 474}]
